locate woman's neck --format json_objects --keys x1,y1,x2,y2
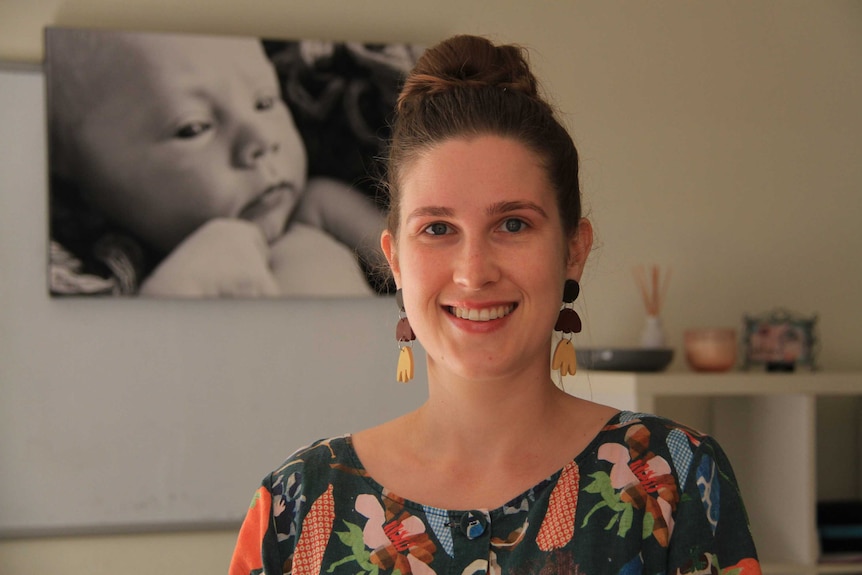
[
  {"x1": 415, "y1": 361, "x2": 575, "y2": 462},
  {"x1": 351, "y1": 362, "x2": 618, "y2": 510}
]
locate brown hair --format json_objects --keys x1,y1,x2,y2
[{"x1": 384, "y1": 35, "x2": 581, "y2": 238}]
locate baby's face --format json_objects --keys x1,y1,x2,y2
[{"x1": 66, "y1": 33, "x2": 306, "y2": 252}]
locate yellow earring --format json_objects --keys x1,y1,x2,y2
[
  {"x1": 552, "y1": 280, "x2": 582, "y2": 377},
  {"x1": 552, "y1": 339, "x2": 577, "y2": 376},
  {"x1": 397, "y1": 346, "x2": 414, "y2": 383},
  {"x1": 395, "y1": 289, "x2": 415, "y2": 383}
]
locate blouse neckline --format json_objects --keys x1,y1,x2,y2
[{"x1": 342, "y1": 409, "x2": 626, "y2": 516}]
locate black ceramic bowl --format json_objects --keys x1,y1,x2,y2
[{"x1": 576, "y1": 348, "x2": 674, "y2": 372}]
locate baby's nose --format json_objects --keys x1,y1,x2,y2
[{"x1": 235, "y1": 124, "x2": 281, "y2": 167}]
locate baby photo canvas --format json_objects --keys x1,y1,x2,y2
[{"x1": 45, "y1": 27, "x2": 422, "y2": 298}]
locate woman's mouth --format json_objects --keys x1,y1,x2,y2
[{"x1": 447, "y1": 304, "x2": 516, "y2": 322}]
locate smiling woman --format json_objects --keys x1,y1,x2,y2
[
  {"x1": 230, "y1": 35, "x2": 763, "y2": 575},
  {"x1": 381, "y1": 135, "x2": 578, "y2": 384}
]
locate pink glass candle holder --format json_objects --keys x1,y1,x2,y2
[{"x1": 684, "y1": 328, "x2": 737, "y2": 372}]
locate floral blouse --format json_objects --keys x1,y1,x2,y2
[{"x1": 230, "y1": 412, "x2": 761, "y2": 575}]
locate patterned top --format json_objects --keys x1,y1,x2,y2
[{"x1": 230, "y1": 411, "x2": 761, "y2": 575}]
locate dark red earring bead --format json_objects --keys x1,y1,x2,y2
[
  {"x1": 396, "y1": 317, "x2": 415, "y2": 342},
  {"x1": 555, "y1": 308, "x2": 582, "y2": 334}
]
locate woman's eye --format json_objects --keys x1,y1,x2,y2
[
  {"x1": 174, "y1": 121, "x2": 212, "y2": 139},
  {"x1": 255, "y1": 95, "x2": 276, "y2": 111},
  {"x1": 424, "y1": 222, "x2": 450, "y2": 236},
  {"x1": 500, "y1": 218, "x2": 526, "y2": 233}
]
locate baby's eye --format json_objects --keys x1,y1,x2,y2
[
  {"x1": 500, "y1": 218, "x2": 527, "y2": 233},
  {"x1": 255, "y1": 95, "x2": 277, "y2": 111},
  {"x1": 423, "y1": 222, "x2": 451, "y2": 236},
  {"x1": 174, "y1": 121, "x2": 212, "y2": 139}
]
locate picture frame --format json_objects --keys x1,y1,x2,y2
[
  {"x1": 742, "y1": 308, "x2": 818, "y2": 371},
  {"x1": 44, "y1": 27, "x2": 423, "y2": 298}
]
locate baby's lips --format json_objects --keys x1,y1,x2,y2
[
  {"x1": 238, "y1": 183, "x2": 299, "y2": 243},
  {"x1": 239, "y1": 183, "x2": 294, "y2": 221}
]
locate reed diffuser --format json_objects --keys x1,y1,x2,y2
[{"x1": 633, "y1": 264, "x2": 671, "y2": 348}]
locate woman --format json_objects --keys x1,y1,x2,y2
[{"x1": 230, "y1": 35, "x2": 761, "y2": 575}]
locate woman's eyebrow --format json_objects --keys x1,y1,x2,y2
[
  {"x1": 405, "y1": 206, "x2": 454, "y2": 222},
  {"x1": 487, "y1": 200, "x2": 548, "y2": 218},
  {"x1": 406, "y1": 201, "x2": 548, "y2": 222}
]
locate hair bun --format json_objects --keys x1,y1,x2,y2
[
  {"x1": 385, "y1": 34, "x2": 582, "y2": 242},
  {"x1": 398, "y1": 35, "x2": 539, "y2": 112}
]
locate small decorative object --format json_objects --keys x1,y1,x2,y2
[
  {"x1": 742, "y1": 308, "x2": 818, "y2": 371},
  {"x1": 684, "y1": 328, "x2": 737, "y2": 372},
  {"x1": 633, "y1": 264, "x2": 671, "y2": 348}
]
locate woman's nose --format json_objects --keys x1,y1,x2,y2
[{"x1": 453, "y1": 236, "x2": 501, "y2": 290}]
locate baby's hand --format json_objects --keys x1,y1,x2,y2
[{"x1": 139, "y1": 219, "x2": 280, "y2": 297}]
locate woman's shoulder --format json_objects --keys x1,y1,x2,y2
[
  {"x1": 265, "y1": 435, "x2": 355, "y2": 484},
  {"x1": 588, "y1": 410, "x2": 718, "y2": 486},
  {"x1": 603, "y1": 410, "x2": 707, "y2": 437}
]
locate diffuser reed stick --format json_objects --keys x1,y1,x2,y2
[
  {"x1": 633, "y1": 264, "x2": 671, "y2": 317},
  {"x1": 633, "y1": 264, "x2": 671, "y2": 348}
]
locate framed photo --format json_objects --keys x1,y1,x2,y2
[
  {"x1": 742, "y1": 308, "x2": 818, "y2": 371},
  {"x1": 45, "y1": 27, "x2": 423, "y2": 298}
]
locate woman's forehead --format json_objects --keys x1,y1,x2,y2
[{"x1": 399, "y1": 136, "x2": 554, "y2": 206}]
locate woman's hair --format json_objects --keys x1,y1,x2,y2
[{"x1": 384, "y1": 34, "x2": 581, "y2": 238}]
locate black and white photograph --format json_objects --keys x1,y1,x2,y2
[{"x1": 45, "y1": 27, "x2": 422, "y2": 298}]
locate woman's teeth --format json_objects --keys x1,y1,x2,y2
[{"x1": 450, "y1": 304, "x2": 515, "y2": 322}]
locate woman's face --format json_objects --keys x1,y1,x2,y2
[{"x1": 382, "y1": 135, "x2": 590, "y2": 383}]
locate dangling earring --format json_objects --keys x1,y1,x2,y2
[
  {"x1": 552, "y1": 279, "x2": 582, "y2": 377},
  {"x1": 395, "y1": 289, "x2": 415, "y2": 383}
]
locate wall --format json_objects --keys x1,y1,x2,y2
[{"x1": 1, "y1": 1, "x2": 860, "y2": 573}]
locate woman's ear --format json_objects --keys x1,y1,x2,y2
[
  {"x1": 380, "y1": 229, "x2": 401, "y2": 287},
  {"x1": 566, "y1": 218, "x2": 593, "y2": 281}
]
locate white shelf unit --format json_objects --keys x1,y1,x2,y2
[{"x1": 564, "y1": 371, "x2": 862, "y2": 575}]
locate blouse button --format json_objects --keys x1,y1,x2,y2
[{"x1": 459, "y1": 510, "x2": 488, "y2": 540}]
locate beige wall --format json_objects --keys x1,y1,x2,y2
[
  {"x1": 1, "y1": 1, "x2": 860, "y2": 573},
  {"x1": 5, "y1": 0, "x2": 856, "y2": 364}
]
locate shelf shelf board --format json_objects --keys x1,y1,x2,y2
[
  {"x1": 761, "y1": 562, "x2": 813, "y2": 575},
  {"x1": 577, "y1": 371, "x2": 862, "y2": 396},
  {"x1": 760, "y1": 560, "x2": 862, "y2": 575},
  {"x1": 816, "y1": 562, "x2": 862, "y2": 575}
]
